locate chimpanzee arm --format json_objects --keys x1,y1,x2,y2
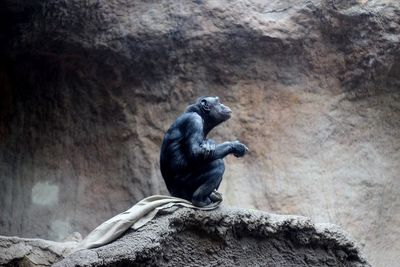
[
  {"x1": 185, "y1": 114, "x2": 239, "y2": 162},
  {"x1": 202, "y1": 141, "x2": 234, "y2": 160},
  {"x1": 190, "y1": 137, "x2": 233, "y2": 162}
]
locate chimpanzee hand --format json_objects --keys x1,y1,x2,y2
[{"x1": 230, "y1": 141, "x2": 249, "y2": 157}]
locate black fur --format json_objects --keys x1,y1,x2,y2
[{"x1": 160, "y1": 96, "x2": 248, "y2": 207}]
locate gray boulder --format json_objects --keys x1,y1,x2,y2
[
  {"x1": 0, "y1": 235, "x2": 79, "y2": 266},
  {"x1": 56, "y1": 206, "x2": 369, "y2": 267}
]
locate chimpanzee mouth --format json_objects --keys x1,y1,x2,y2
[
  {"x1": 224, "y1": 110, "x2": 232, "y2": 118},
  {"x1": 225, "y1": 111, "x2": 232, "y2": 116},
  {"x1": 224, "y1": 107, "x2": 232, "y2": 114}
]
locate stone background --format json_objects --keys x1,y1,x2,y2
[{"x1": 0, "y1": 1, "x2": 399, "y2": 266}]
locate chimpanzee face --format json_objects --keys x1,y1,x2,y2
[{"x1": 200, "y1": 96, "x2": 232, "y2": 122}]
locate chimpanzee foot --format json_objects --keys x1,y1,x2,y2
[
  {"x1": 209, "y1": 190, "x2": 223, "y2": 202},
  {"x1": 192, "y1": 197, "x2": 212, "y2": 207}
]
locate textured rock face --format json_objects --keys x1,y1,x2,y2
[
  {"x1": 0, "y1": 235, "x2": 79, "y2": 266},
  {"x1": 0, "y1": 1, "x2": 399, "y2": 266},
  {"x1": 56, "y1": 207, "x2": 369, "y2": 267}
]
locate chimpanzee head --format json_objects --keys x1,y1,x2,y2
[{"x1": 198, "y1": 96, "x2": 232, "y2": 124}]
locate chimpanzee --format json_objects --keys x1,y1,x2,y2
[{"x1": 160, "y1": 96, "x2": 248, "y2": 207}]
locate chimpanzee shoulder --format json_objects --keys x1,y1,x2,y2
[{"x1": 175, "y1": 112, "x2": 204, "y2": 136}]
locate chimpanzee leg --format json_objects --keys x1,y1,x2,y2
[{"x1": 191, "y1": 159, "x2": 225, "y2": 207}]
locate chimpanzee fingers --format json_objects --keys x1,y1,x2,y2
[
  {"x1": 233, "y1": 140, "x2": 248, "y2": 149},
  {"x1": 239, "y1": 143, "x2": 249, "y2": 153}
]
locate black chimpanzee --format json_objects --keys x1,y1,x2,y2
[{"x1": 160, "y1": 96, "x2": 248, "y2": 207}]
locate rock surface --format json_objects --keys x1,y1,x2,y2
[
  {"x1": 56, "y1": 206, "x2": 369, "y2": 267},
  {"x1": 0, "y1": 235, "x2": 79, "y2": 266},
  {"x1": 0, "y1": 1, "x2": 399, "y2": 267}
]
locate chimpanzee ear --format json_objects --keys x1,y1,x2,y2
[{"x1": 201, "y1": 99, "x2": 211, "y2": 112}]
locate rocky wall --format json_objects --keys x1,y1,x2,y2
[{"x1": 0, "y1": 1, "x2": 399, "y2": 266}]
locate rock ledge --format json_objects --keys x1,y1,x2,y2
[{"x1": 56, "y1": 206, "x2": 369, "y2": 267}]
